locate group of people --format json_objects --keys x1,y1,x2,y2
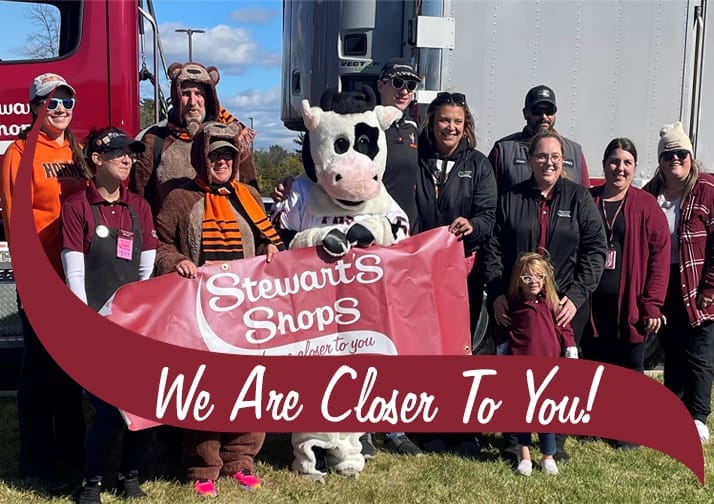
[
  {"x1": 0, "y1": 53, "x2": 712, "y2": 500},
  {"x1": 0, "y1": 64, "x2": 280, "y2": 502}
]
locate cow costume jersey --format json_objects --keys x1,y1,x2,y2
[{"x1": 273, "y1": 87, "x2": 406, "y2": 480}]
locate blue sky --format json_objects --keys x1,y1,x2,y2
[
  {"x1": 149, "y1": 0, "x2": 293, "y2": 150},
  {"x1": 0, "y1": 0, "x2": 294, "y2": 150}
]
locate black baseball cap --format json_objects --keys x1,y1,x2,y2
[
  {"x1": 379, "y1": 58, "x2": 421, "y2": 81},
  {"x1": 88, "y1": 129, "x2": 146, "y2": 155},
  {"x1": 524, "y1": 85, "x2": 557, "y2": 111}
]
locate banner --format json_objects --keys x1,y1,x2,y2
[{"x1": 103, "y1": 227, "x2": 472, "y2": 358}]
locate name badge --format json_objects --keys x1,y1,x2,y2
[
  {"x1": 116, "y1": 230, "x2": 134, "y2": 261},
  {"x1": 604, "y1": 248, "x2": 617, "y2": 270}
]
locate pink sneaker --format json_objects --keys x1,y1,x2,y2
[
  {"x1": 194, "y1": 479, "x2": 217, "y2": 497},
  {"x1": 232, "y1": 469, "x2": 261, "y2": 490}
]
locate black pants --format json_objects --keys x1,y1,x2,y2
[
  {"x1": 585, "y1": 292, "x2": 645, "y2": 372},
  {"x1": 17, "y1": 307, "x2": 85, "y2": 478},
  {"x1": 84, "y1": 393, "x2": 147, "y2": 483},
  {"x1": 661, "y1": 265, "x2": 714, "y2": 422}
]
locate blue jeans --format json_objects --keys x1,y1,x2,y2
[{"x1": 517, "y1": 432, "x2": 556, "y2": 456}]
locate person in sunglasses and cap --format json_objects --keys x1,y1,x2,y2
[
  {"x1": 488, "y1": 85, "x2": 589, "y2": 193},
  {"x1": 0, "y1": 72, "x2": 91, "y2": 488},
  {"x1": 375, "y1": 58, "x2": 421, "y2": 232},
  {"x1": 643, "y1": 122, "x2": 714, "y2": 445},
  {"x1": 60, "y1": 127, "x2": 157, "y2": 503}
]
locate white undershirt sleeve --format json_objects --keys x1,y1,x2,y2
[
  {"x1": 139, "y1": 249, "x2": 156, "y2": 280},
  {"x1": 60, "y1": 249, "x2": 88, "y2": 305}
]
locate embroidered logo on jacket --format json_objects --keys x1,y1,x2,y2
[{"x1": 557, "y1": 210, "x2": 571, "y2": 218}]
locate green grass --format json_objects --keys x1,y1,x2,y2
[{"x1": 0, "y1": 395, "x2": 713, "y2": 503}]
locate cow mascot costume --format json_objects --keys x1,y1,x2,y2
[{"x1": 272, "y1": 87, "x2": 409, "y2": 481}]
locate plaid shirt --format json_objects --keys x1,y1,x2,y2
[{"x1": 679, "y1": 173, "x2": 714, "y2": 326}]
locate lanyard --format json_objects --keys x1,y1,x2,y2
[{"x1": 600, "y1": 196, "x2": 625, "y2": 245}]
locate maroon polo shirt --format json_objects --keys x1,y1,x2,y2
[{"x1": 61, "y1": 180, "x2": 158, "y2": 254}]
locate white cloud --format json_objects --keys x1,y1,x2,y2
[
  {"x1": 144, "y1": 22, "x2": 280, "y2": 76},
  {"x1": 229, "y1": 7, "x2": 277, "y2": 24},
  {"x1": 221, "y1": 86, "x2": 298, "y2": 150}
]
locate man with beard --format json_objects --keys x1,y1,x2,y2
[
  {"x1": 488, "y1": 85, "x2": 588, "y2": 193},
  {"x1": 131, "y1": 62, "x2": 258, "y2": 214}
]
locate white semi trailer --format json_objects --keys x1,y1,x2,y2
[
  {"x1": 281, "y1": 0, "x2": 712, "y2": 366},
  {"x1": 282, "y1": 0, "x2": 712, "y2": 183}
]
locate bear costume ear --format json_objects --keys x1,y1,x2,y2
[
  {"x1": 301, "y1": 99, "x2": 322, "y2": 132},
  {"x1": 168, "y1": 62, "x2": 184, "y2": 80},
  {"x1": 206, "y1": 66, "x2": 220, "y2": 85},
  {"x1": 374, "y1": 105, "x2": 402, "y2": 131}
]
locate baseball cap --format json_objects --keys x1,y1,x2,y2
[
  {"x1": 29, "y1": 73, "x2": 76, "y2": 101},
  {"x1": 379, "y1": 58, "x2": 421, "y2": 81},
  {"x1": 208, "y1": 140, "x2": 239, "y2": 154},
  {"x1": 524, "y1": 85, "x2": 557, "y2": 110},
  {"x1": 88, "y1": 129, "x2": 146, "y2": 156}
]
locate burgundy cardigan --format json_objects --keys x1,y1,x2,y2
[{"x1": 589, "y1": 185, "x2": 670, "y2": 343}]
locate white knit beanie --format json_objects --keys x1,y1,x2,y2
[{"x1": 658, "y1": 122, "x2": 693, "y2": 158}]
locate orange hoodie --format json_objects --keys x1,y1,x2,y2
[{"x1": 0, "y1": 131, "x2": 88, "y2": 277}]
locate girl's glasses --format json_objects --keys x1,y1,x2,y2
[
  {"x1": 43, "y1": 97, "x2": 76, "y2": 111},
  {"x1": 520, "y1": 274, "x2": 545, "y2": 283}
]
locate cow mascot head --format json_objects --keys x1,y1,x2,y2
[{"x1": 281, "y1": 87, "x2": 407, "y2": 256}]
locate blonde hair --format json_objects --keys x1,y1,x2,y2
[{"x1": 507, "y1": 252, "x2": 560, "y2": 308}]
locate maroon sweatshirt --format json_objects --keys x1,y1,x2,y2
[
  {"x1": 506, "y1": 294, "x2": 575, "y2": 357},
  {"x1": 590, "y1": 185, "x2": 670, "y2": 343}
]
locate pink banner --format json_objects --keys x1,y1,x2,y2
[
  {"x1": 8, "y1": 116, "x2": 707, "y2": 483},
  {"x1": 104, "y1": 228, "x2": 473, "y2": 358}
]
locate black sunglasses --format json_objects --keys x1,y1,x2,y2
[
  {"x1": 433, "y1": 92, "x2": 466, "y2": 107},
  {"x1": 208, "y1": 149, "x2": 234, "y2": 161},
  {"x1": 386, "y1": 77, "x2": 418, "y2": 92},
  {"x1": 660, "y1": 150, "x2": 689, "y2": 162},
  {"x1": 530, "y1": 104, "x2": 556, "y2": 116},
  {"x1": 42, "y1": 97, "x2": 76, "y2": 111}
]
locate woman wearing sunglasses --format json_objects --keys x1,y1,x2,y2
[
  {"x1": 0, "y1": 73, "x2": 90, "y2": 487},
  {"x1": 643, "y1": 122, "x2": 714, "y2": 444},
  {"x1": 414, "y1": 91, "x2": 497, "y2": 455}
]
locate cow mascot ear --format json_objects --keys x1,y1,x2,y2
[{"x1": 282, "y1": 87, "x2": 406, "y2": 257}]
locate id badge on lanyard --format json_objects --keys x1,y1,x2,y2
[
  {"x1": 602, "y1": 198, "x2": 624, "y2": 270},
  {"x1": 116, "y1": 230, "x2": 134, "y2": 260}
]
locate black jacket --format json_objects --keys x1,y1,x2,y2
[
  {"x1": 383, "y1": 118, "x2": 419, "y2": 233},
  {"x1": 481, "y1": 176, "x2": 606, "y2": 309},
  {"x1": 416, "y1": 139, "x2": 497, "y2": 255}
]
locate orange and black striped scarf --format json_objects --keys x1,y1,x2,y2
[
  {"x1": 195, "y1": 178, "x2": 283, "y2": 261},
  {"x1": 169, "y1": 106, "x2": 240, "y2": 141}
]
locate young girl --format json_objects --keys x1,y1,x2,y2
[{"x1": 498, "y1": 252, "x2": 578, "y2": 476}]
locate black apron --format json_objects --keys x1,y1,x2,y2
[{"x1": 85, "y1": 204, "x2": 142, "y2": 311}]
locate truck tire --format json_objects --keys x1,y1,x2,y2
[{"x1": 472, "y1": 297, "x2": 494, "y2": 355}]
